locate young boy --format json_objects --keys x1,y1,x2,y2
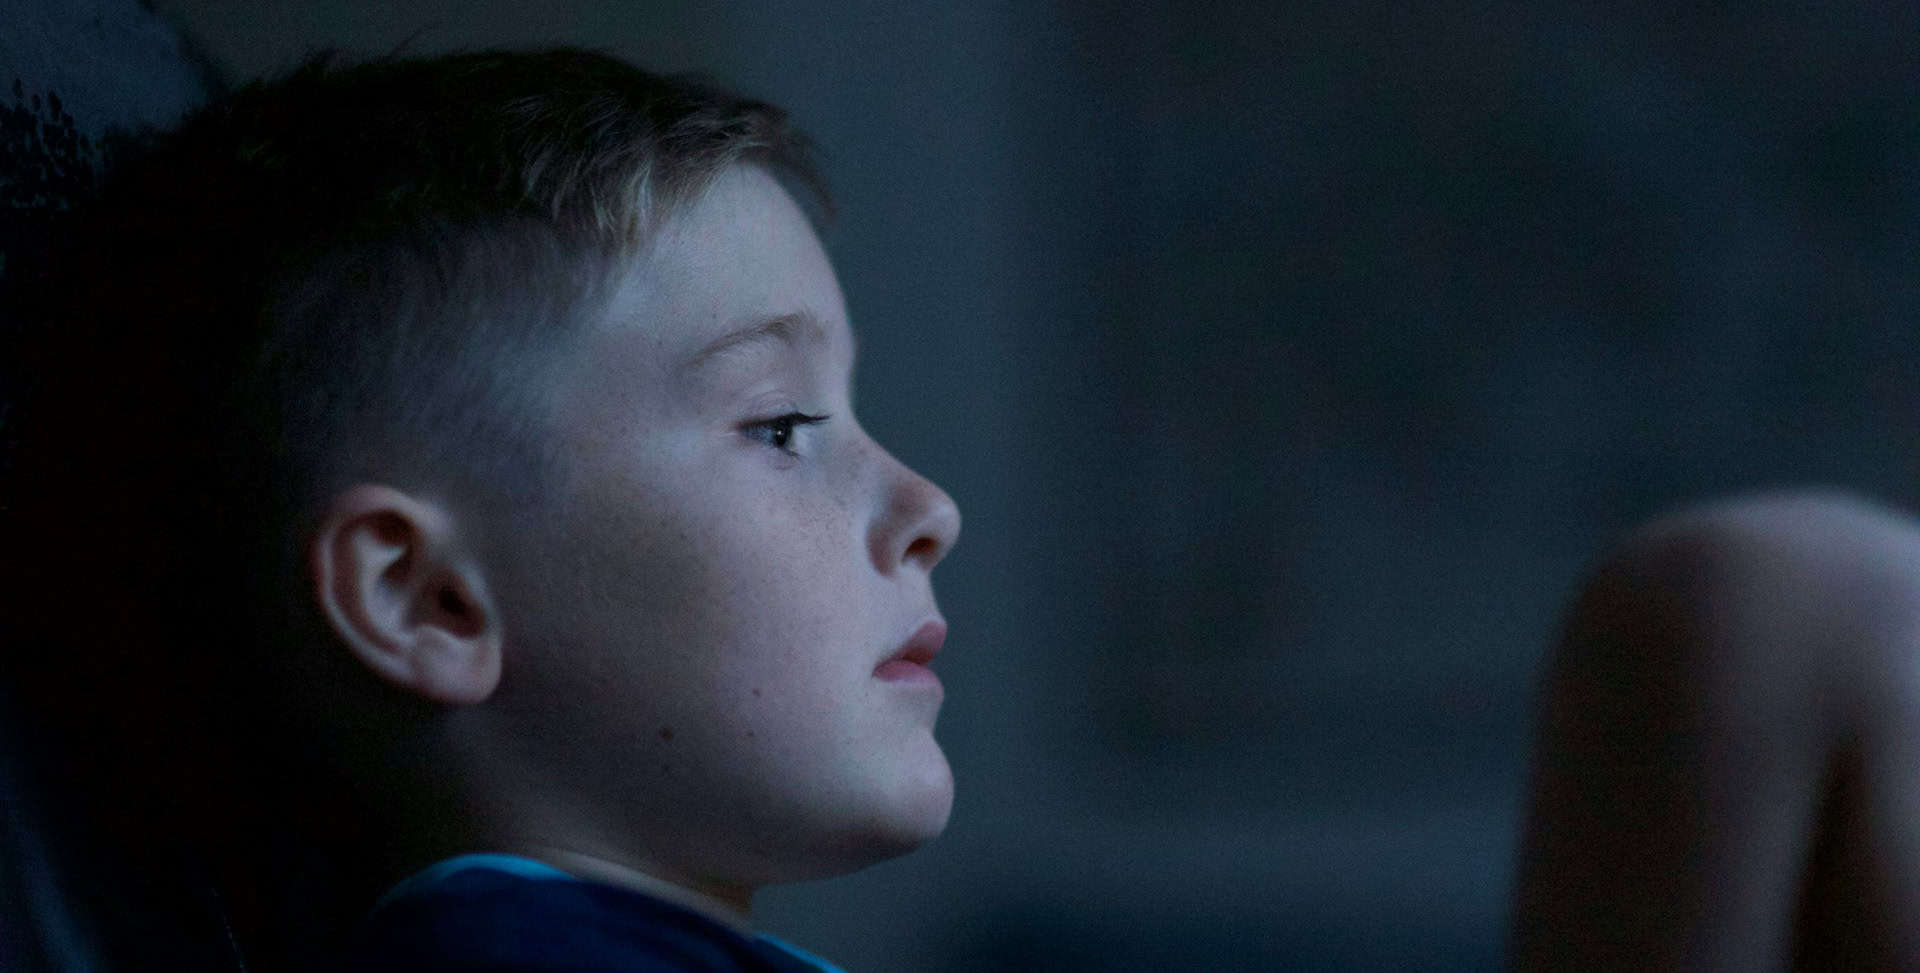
[
  {"x1": 4, "y1": 49, "x2": 959, "y2": 971},
  {"x1": 1512, "y1": 490, "x2": 1920, "y2": 970}
]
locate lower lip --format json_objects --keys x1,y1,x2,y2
[{"x1": 875, "y1": 659, "x2": 942, "y2": 689}]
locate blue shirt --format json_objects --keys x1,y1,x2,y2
[{"x1": 342, "y1": 853, "x2": 847, "y2": 972}]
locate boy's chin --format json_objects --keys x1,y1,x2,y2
[
  {"x1": 815, "y1": 755, "x2": 954, "y2": 873},
  {"x1": 887, "y1": 759, "x2": 955, "y2": 847}
]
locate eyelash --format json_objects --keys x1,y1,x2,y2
[{"x1": 742, "y1": 411, "x2": 830, "y2": 455}]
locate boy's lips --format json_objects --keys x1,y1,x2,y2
[{"x1": 875, "y1": 619, "x2": 946, "y2": 685}]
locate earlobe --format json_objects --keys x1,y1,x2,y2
[{"x1": 311, "y1": 485, "x2": 503, "y2": 705}]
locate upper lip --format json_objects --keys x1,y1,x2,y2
[{"x1": 884, "y1": 618, "x2": 947, "y2": 667}]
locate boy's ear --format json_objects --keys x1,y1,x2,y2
[{"x1": 310, "y1": 484, "x2": 503, "y2": 705}]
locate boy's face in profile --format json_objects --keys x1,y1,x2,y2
[{"x1": 476, "y1": 165, "x2": 960, "y2": 894}]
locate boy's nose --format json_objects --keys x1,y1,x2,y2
[{"x1": 871, "y1": 457, "x2": 961, "y2": 575}]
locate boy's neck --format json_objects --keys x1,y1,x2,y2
[{"x1": 513, "y1": 844, "x2": 755, "y2": 930}]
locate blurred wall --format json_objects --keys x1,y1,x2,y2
[{"x1": 143, "y1": 2, "x2": 1920, "y2": 969}]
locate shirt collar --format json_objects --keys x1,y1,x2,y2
[{"x1": 373, "y1": 852, "x2": 848, "y2": 973}]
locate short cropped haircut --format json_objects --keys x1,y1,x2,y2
[
  {"x1": 69, "y1": 47, "x2": 819, "y2": 511},
  {"x1": 1, "y1": 47, "x2": 825, "y2": 852}
]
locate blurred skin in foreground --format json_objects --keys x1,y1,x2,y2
[{"x1": 1512, "y1": 490, "x2": 1920, "y2": 971}]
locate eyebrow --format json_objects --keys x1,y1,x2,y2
[{"x1": 681, "y1": 310, "x2": 830, "y2": 374}]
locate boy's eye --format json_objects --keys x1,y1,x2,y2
[{"x1": 742, "y1": 411, "x2": 829, "y2": 454}]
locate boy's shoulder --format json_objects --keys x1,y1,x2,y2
[{"x1": 341, "y1": 866, "x2": 823, "y2": 973}]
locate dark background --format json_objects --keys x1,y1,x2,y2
[{"x1": 13, "y1": 1, "x2": 1920, "y2": 970}]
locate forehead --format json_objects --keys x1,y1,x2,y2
[
  {"x1": 621, "y1": 165, "x2": 848, "y2": 357},
  {"x1": 555, "y1": 165, "x2": 851, "y2": 403}
]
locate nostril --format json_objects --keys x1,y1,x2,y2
[{"x1": 904, "y1": 534, "x2": 940, "y2": 565}]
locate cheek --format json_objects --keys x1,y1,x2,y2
[
  {"x1": 698, "y1": 487, "x2": 862, "y2": 660},
  {"x1": 497, "y1": 448, "x2": 875, "y2": 728},
  {"x1": 586, "y1": 478, "x2": 861, "y2": 669}
]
